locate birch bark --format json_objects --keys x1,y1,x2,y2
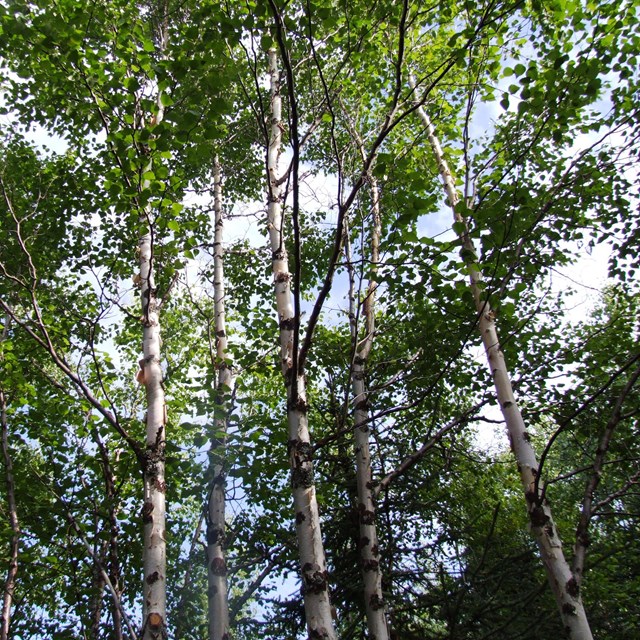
[
  {"x1": 138, "y1": 219, "x2": 168, "y2": 639},
  {"x1": 207, "y1": 157, "x2": 232, "y2": 640},
  {"x1": 266, "y1": 48, "x2": 337, "y2": 640},
  {"x1": 344, "y1": 166, "x2": 389, "y2": 638},
  {"x1": 410, "y1": 78, "x2": 593, "y2": 640},
  {"x1": 138, "y1": 20, "x2": 169, "y2": 638}
]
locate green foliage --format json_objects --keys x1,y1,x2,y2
[{"x1": 0, "y1": 0, "x2": 639, "y2": 637}]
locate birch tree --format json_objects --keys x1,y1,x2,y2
[
  {"x1": 342, "y1": 139, "x2": 388, "y2": 638},
  {"x1": 206, "y1": 158, "x2": 233, "y2": 640},
  {"x1": 409, "y1": 86, "x2": 593, "y2": 637},
  {"x1": 137, "y1": 6, "x2": 171, "y2": 635},
  {"x1": 0, "y1": 0, "x2": 639, "y2": 638},
  {"x1": 265, "y1": 47, "x2": 337, "y2": 639}
]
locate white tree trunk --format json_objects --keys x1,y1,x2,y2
[
  {"x1": 138, "y1": 225, "x2": 168, "y2": 639},
  {"x1": 267, "y1": 48, "x2": 337, "y2": 640},
  {"x1": 207, "y1": 157, "x2": 232, "y2": 640},
  {"x1": 345, "y1": 176, "x2": 389, "y2": 639},
  {"x1": 138, "y1": 43, "x2": 169, "y2": 636},
  {"x1": 411, "y1": 80, "x2": 593, "y2": 640}
]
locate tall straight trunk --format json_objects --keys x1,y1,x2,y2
[
  {"x1": 266, "y1": 48, "x2": 337, "y2": 640},
  {"x1": 411, "y1": 80, "x2": 593, "y2": 640},
  {"x1": 207, "y1": 157, "x2": 232, "y2": 640},
  {"x1": 0, "y1": 388, "x2": 19, "y2": 640},
  {"x1": 138, "y1": 221, "x2": 168, "y2": 639},
  {"x1": 139, "y1": 21, "x2": 169, "y2": 636},
  {"x1": 345, "y1": 175, "x2": 389, "y2": 637}
]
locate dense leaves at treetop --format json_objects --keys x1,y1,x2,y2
[{"x1": 0, "y1": 0, "x2": 639, "y2": 638}]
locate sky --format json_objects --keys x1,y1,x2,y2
[{"x1": 1, "y1": 45, "x2": 630, "y2": 635}]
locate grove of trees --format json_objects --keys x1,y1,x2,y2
[{"x1": 0, "y1": 0, "x2": 639, "y2": 638}]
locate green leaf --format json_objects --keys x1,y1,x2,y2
[
  {"x1": 514, "y1": 63, "x2": 526, "y2": 76},
  {"x1": 452, "y1": 221, "x2": 467, "y2": 235},
  {"x1": 160, "y1": 92, "x2": 174, "y2": 107}
]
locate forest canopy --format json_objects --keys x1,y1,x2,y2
[{"x1": 0, "y1": 0, "x2": 639, "y2": 639}]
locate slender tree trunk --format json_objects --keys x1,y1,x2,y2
[
  {"x1": 56, "y1": 489, "x2": 137, "y2": 640},
  {"x1": 138, "y1": 41, "x2": 169, "y2": 640},
  {"x1": 207, "y1": 157, "x2": 232, "y2": 640},
  {"x1": 137, "y1": 14, "x2": 170, "y2": 638},
  {"x1": 345, "y1": 177, "x2": 389, "y2": 638},
  {"x1": 138, "y1": 222, "x2": 168, "y2": 639},
  {"x1": 266, "y1": 48, "x2": 337, "y2": 640},
  {"x1": 0, "y1": 388, "x2": 19, "y2": 640},
  {"x1": 175, "y1": 513, "x2": 205, "y2": 638},
  {"x1": 410, "y1": 79, "x2": 593, "y2": 640}
]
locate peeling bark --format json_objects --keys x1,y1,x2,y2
[
  {"x1": 139, "y1": 226, "x2": 168, "y2": 639},
  {"x1": 266, "y1": 48, "x2": 337, "y2": 640},
  {"x1": 138, "y1": 25, "x2": 169, "y2": 637},
  {"x1": 411, "y1": 78, "x2": 593, "y2": 640},
  {"x1": 343, "y1": 150, "x2": 389, "y2": 637}
]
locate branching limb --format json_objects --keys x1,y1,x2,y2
[
  {"x1": 374, "y1": 401, "x2": 487, "y2": 497},
  {"x1": 572, "y1": 362, "x2": 640, "y2": 585}
]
